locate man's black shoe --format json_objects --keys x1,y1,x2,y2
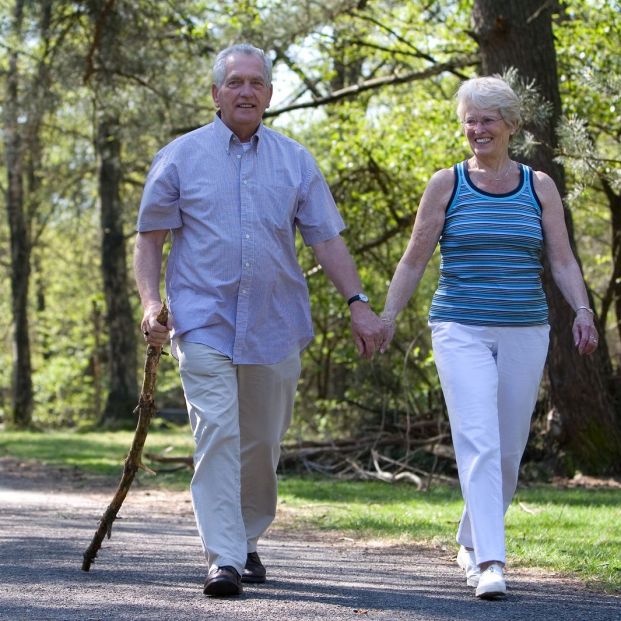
[
  {"x1": 203, "y1": 566, "x2": 243, "y2": 596},
  {"x1": 242, "y1": 552, "x2": 266, "y2": 583}
]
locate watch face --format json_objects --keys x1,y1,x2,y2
[{"x1": 359, "y1": 294, "x2": 369, "y2": 303}]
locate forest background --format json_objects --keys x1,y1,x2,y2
[{"x1": 1, "y1": 0, "x2": 620, "y2": 479}]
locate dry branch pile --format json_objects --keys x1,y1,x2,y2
[
  {"x1": 147, "y1": 417, "x2": 458, "y2": 490},
  {"x1": 279, "y1": 421, "x2": 457, "y2": 490}
]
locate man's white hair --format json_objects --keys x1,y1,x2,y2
[{"x1": 212, "y1": 44, "x2": 272, "y2": 87}]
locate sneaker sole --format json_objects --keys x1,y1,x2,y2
[{"x1": 476, "y1": 590, "x2": 506, "y2": 600}]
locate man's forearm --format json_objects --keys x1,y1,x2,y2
[
  {"x1": 134, "y1": 230, "x2": 168, "y2": 309},
  {"x1": 312, "y1": 234, "x2": 385, "y2": 358},
  {"x1": 312, "y1": 235, "x2": 363, "y2": 300}
]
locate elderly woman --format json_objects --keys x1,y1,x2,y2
[{"x1": 380, "y1": 76, "x2": 598, "y2": 599}]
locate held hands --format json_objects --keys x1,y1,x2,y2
[
  {"x1": 141, "y1": 301, "x2": 172, "y2": 347},
  {"x1": 349, "y1": 302, "x2": 387, "y2": 359},
  {"x1": 573, "y1": 307, "x2": 598, "y2": 355}
]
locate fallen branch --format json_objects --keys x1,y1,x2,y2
[
  {"x1": 81, "y1": 303, "x2": 168, "y2": 572},
  {"x1": 145, "y1": 453, "x2": 193, "y2": 468},
  {"x1": 371, "y1": 450, "x2": 424, "y2": 489}
]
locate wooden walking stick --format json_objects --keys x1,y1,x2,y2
[{"x1": 82, "y1": 303, "x2": 169, "y2": 571}]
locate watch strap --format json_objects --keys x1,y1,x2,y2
[{"x1": 347, "y1": 293, "x2": 369, "y2": 306}]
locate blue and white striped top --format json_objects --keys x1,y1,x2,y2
[{"x1": 428, "y1": 160, "x2": 548, "y2": 326}]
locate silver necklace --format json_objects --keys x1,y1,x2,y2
[
  {"x1": 472, "y1": 159, "x2": 513, "y2": 181},
  {"x1": 490, "y1": 161, "x2": 513, "y2": 181}
]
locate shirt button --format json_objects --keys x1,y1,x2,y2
[
  {"x1": 245, "y1": 234, "x2": 250, "y2": 239},
  {"x1": 245, "y1": 262, "x2": 250, "y2": 267},
  {"x1": 242, "y1": 180, "x2": 247, "y2": 185},
  {"x1": 236, "y1": 155, "x2": 241, "y2": 159}
]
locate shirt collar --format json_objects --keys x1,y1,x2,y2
[{"x1": 213, "y1": 113, "x2": 263, "y2": 154}]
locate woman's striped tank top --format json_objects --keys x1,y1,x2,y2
[{"x1": 428, "y1": 160, "x2": 548, "y2": 326}]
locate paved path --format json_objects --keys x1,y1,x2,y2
[{"x1": 0, "y1": 459, "x2": 619, "y2": 621}]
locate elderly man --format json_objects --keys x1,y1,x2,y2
[{"x1": 134, "y1": 44, "x2": 383, "y2": 596}]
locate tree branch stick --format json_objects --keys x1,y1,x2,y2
[{"x1": 81, "y1": 303, "x2": 168, "y2": 572}]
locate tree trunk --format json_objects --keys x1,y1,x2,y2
[
  {"x1": 4, "y1": 0, "x2": 33, "y2": 428},
  {"x1": 28, "y1": 3, "x2": 53, "y2": 364},
  {"x1": 97, "y1": 113, "x2": 137, "y2": 424},
  {"x1": 472, "y1": 0, "x2": 621, "y2": 473},
  {"x1": 600, "y1": 179, "x2": 621, "y2": 341},
  {"x1": 85, "y1": 0, "x2": 138, "y2": 425}
]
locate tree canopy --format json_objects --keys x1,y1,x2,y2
[{"x1": 1, "y1": 0, "x2": 619, "y2": 473}]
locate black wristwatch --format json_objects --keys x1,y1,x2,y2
[{"x1": 347, "y1": 293, "x2": 369, "y2": 306}]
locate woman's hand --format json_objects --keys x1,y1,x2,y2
[
  {"x1": 573, "y1": 308, "x2": 598, "y2": 355},
  {"x1": 379, "y1": 315, "x2": 396, "y2": 353}
]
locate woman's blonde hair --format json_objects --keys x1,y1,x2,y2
[{"x1": 456, "y1": 76, "x2": 521, "y2": 129}]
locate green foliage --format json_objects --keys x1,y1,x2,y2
[
  {"x1": 0, "y1": 1, "x2": 619, "y2": 453},
  {"x1": 545, "y1": 3, "x2": 620, "y2": 357}
]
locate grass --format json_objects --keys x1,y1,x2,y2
[
  {"x1": 278, "y1": 477, "x2": 621, "y2": 592},
  {"x1": 1, "y1": 429, "x2": 619, "y2": 592},
  {"x1": 0, "y1": 426, "x2": 195, "y2": 489}
]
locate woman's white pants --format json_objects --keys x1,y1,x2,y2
[
  {"x1": 430, "y1": 322, "x2": 549, "y2": 566},
  {"x1": 176, "y1": 341, "x2": 301, "y2": 574}
]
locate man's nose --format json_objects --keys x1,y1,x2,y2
[{"x1": 239, "y1": 81, "x2": 253, "y2": 96}]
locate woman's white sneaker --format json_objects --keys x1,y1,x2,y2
[
  {"x1": 456, "y1": 546, "x2": 480, "y2": 587},
  {"x1": 475, "y1": 563, "x2": 507, "y2": 599}
]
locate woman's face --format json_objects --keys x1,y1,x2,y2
[{"x1": 461, "y1": 106, "x2": 514, "y2": 159}]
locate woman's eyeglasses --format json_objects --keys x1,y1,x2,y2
[{"x1": 462, "y1": 116, "x2": 504, "y2": 129}]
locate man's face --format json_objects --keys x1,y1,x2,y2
[{"x1": 212, "y1": 53, "x2": 273, "y2": 141}]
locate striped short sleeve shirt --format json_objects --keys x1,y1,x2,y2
[{"x1": 428, "y1": 160, "x2": 548, "y2": 326}]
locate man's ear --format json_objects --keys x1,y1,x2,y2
[{"x1": 211, "y1": 83, "x2": 220, "y2": 108}]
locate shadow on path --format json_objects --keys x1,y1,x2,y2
[{"x1": 0, "y1": 461, "x2": 619, "y2": 621}]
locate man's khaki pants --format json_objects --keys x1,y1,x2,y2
[{"x1": 177, "y1": 340, "x2": 301, "y2": 575}]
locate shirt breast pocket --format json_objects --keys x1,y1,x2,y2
[
  {"x1": 256, "y1": 183, "x2": 299, "y2": 230},
  {"x1": 181, "y1": 180, "x2": 230, "y2": 219}
]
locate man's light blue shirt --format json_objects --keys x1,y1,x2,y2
[{"x1": 137, "y1": 115, "x2": 345, "y2": 364}]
